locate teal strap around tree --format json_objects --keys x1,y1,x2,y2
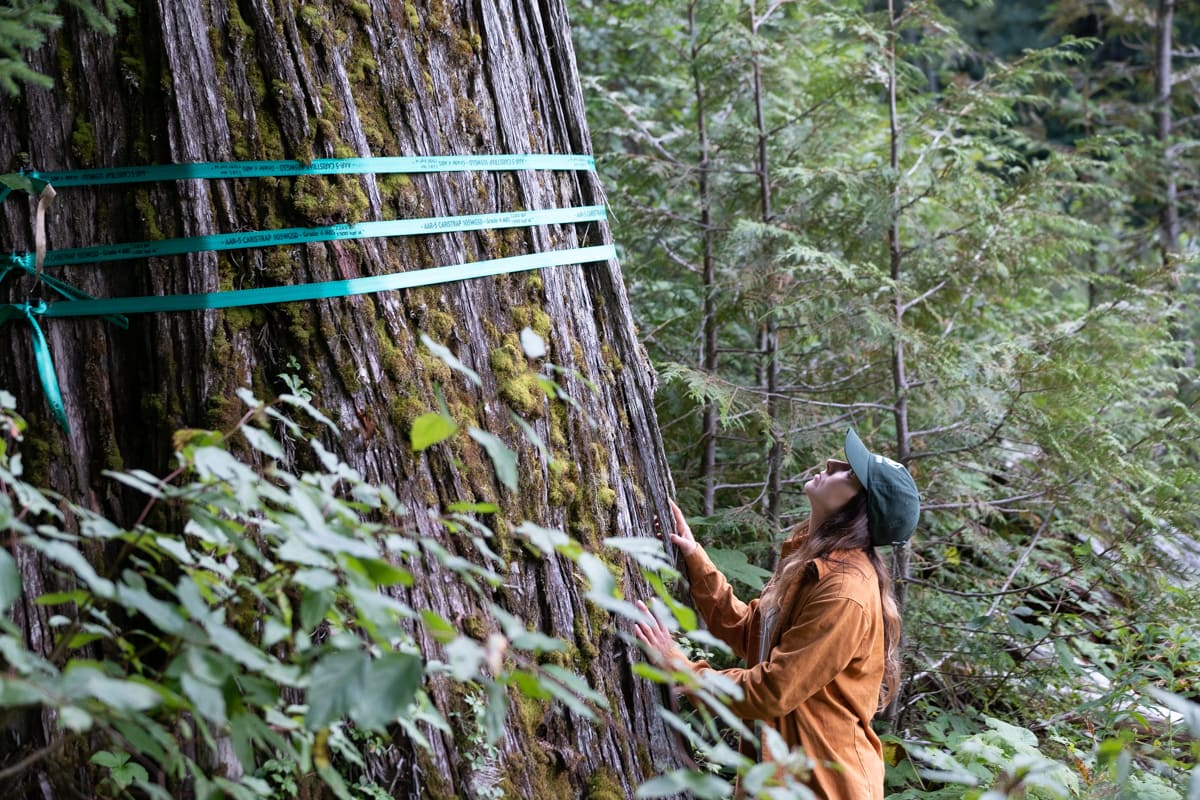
[
  {"x1": 1, "y1": 302, "x2": 70, "y2": 433},
  {"x1": 41, "y1": 244, "x2": 615, "y2": 317},
  {"x1": 6, "y1": 205, "x2": 606, "y2": 270},
  {"x1": 4, "y1": 154, "x2": 595, "y2": 192},
  {"x1": 5, "y1": 244, "x2": 616, "y2": 433},
  {"x1": 0, "y1": 230, "x2": 128, "y2": 329}
]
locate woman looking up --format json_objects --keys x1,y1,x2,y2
[{"x1": 634, "y1": 428, "x2": 920, "y2": 800}]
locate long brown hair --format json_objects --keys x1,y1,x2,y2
[{"x1": 759, "y1": 491, "x2": 902, "y2": 711}]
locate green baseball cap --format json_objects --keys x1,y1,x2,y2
[{"x1": 844, "y1": 428, "x2": 920, "y2": 546}]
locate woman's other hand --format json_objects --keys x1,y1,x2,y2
[
  {"x1": 666, "y1": 499, "x2": 698, "y2": 556},
  {"x1": 633, "y1": 600, "x2": 687, "y2": 669}
]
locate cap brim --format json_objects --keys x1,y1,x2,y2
[{"x1": 845, "y1": 428, "x2": 871, "y2": 490}]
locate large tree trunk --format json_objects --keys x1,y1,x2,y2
[{"x1": 0, "y1": 1, "x2": 681, "y2": 796}]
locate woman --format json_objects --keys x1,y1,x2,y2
[{"x1": 634, "y1": 429, "x2": 920, "y2": 800}]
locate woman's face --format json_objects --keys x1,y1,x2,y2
[{"x1": 804, "y1": 459, "x2": 864, "y2": 518}]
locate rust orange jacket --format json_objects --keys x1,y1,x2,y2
[{"x1": 681, "y1": 541, "x2": 885, "y2": 800}]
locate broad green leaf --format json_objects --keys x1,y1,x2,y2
[
  {"x1": 22, "y1": 538, "x2": 114, "y2": 598},
  {"x1": 90, "y1": 750, "x2": 130, "y2": 769},
  {"x1": 241, "y1": 425, "x2": 285, "y2": 460},
  {"x1": 342, "y1": 555, "x2": 413, "y2": 587},
  {"x1": 704, "y1": 548, "x2": 772, "y2": 591},
  {"x1": 0, "y1": 547, "x2": 20, "y2": 613},
  {"x1": 182, "y1": 670, "x2": 227, "y2": 724},
  {"x1": 61, "y1": 666, "x2": 161, "y2": 712},
  {"x1": 541, "y1": 664, "x2": 607, "y2": 707},
  {"x1": 603, "y1": 536, "x2": 673, "y2": 574},
  {"x1": 513, "y1": 521, "x2": 571, "y2": 556},
  {"x1": 305, "y1": 650, "x2": 369, "y2": 730},
  {"x1": 0, "y1": 676, "x2": 45, "y2": 706},
  {"x1": 0, "y1": 173, "x2": 36, "y2": 194},
  {"x1": 353, "y1": 652, "x2": 423, "y2": 729},
  {"x1": 279, "y1": 393, "x2": 339, "y2": 433},
  {"x1": 637, "y1": 769, "x2": 732, "y2": 799},
  {"x1": 34, "y1": 590, "x2": 88, "y2": 606},
  {"x1": 58, "y1": 705, "x2": 93, "y2": 731},
  {"x1": 116, "y1": 581, "x2": 188, "y2": 635},
  {"x1": 420, "y1": 610, "x2": 457, "y2": 643},
  {"x1": 300, "y1": 588, "x2": 333, "y2": 631},
  {"x1": 468, "y1": 427, "x2": 518, "y2": 491},
  {"x1": 443, "y1": 636, "x2": 485, "y2": 681},
  {"x1": 577, "y1": 552, "x2": 642, "y2": 621},
  {"x1": 410, "y1": 412, "x2": 457, "y2": 451},
  {"x1": 293, "y1": 568, "x2": 338, "y2": 592},
  {"x1": 206, "y1": 621, "x2": 271, "y2": 671}
]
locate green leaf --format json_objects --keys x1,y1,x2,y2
[
  {"x1": 34, "y1": 590, "x2": 88, "y2": 606},
  {"x1": 241, "y1": 425, "x2": 285, "y2": 460},
  {"x1": 541, "y1": 664, "x2": 607, "y2": 707},
  {"x1": 446, "y1": 501, "x2": 500, "y2": 514},
  {"x1": 420, "y1": 334, "x2": 482, "y2": 386},
  {"x1": 301, "y1": 588, "x2": 333, "y2": 631},
  {"x1": 61, "y1": 666, "x2": 161, "y2": 712},
  {"x1": 0, "y1": 173, "x2": 36, "y2": 195},
  {"x1": 22, "y1": 538, "x2": 114, "y2": 598},
  {"x1": 410, "y1": 412, "x2": 458, "y2": 451},
  {"x1": 292, "y1": 568, "x2": 338, "y2": 592},
  {"x1": 420, "y1": 609, "x2": 457, "y2": 644},
  {"x1": 0, "y1": 547, "x2": 20, "y2": 613},
  {"x1": 443, "y1": 637, "x2": 485, "y2": 681},
  {"x1": 468, "y1": 427, "x2": 518, "y2": 491},
  {"x1": 90, "y1": 750, "x2": 129, "y2": 769},
  {"x1": 636, "y1": 770, "x2": 732, "y2": 799},
  {"x1": 513, "y1": 522, "x2": 573, "y2": 557},
  {"x1": 305, "y1": 650, "x2": 369, "y2": 730},
  {"x1": 0, "y1": 676, "x2": 45, "y2": 706},
  {"x1": 603, "y1": 536, "x2": 673, "y2": 574},
  {"x1": 182, "y1": 670, "x2": 227, "y2": 724},
  {"x1": 704, "y1": 548, "x2": 772, "y2": 591},
  {"x1": 352, "y1": 652, "x2": 423, "y2": 729},
  {"x1": 342, "y1": 556, "x2": 413, "y2": 587}
]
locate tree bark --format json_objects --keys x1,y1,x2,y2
[
  {"x1": 749, "y1": 2, "x2": 782, "y2": 527},
  {"x1": 688, "y1": 0, "x2": 719, "y2": 518},
  {"x1": 1156, "y1": 0, "x2": 1180, "y2": 260},
  {"x1": 884, "y1": 0, "x2": 912, "y2": 728},
  {"x1": 0, "y1": 1, "x2": 682, "y2": 797}
]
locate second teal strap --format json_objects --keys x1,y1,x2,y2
[
  {"x1": 28, "y1": 205, "x2": 607, "y2": 269},
  {"x1": 41, "y1": 244, "x2": 616, "y2": 317}
]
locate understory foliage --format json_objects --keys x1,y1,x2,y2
[
  {"x1": 573, "y1": 0, "x2": 1200, "y2": 797},
  {"x1": 0, "y1": 336, "x2": 828, "y2": 799}
]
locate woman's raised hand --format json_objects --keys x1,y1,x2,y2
[
  {"x1": 633, "y1": 600, "x2": 686, "y2": 669},
  {"x1": 666, "y1": 499, "x2": 698, "y2": 556}
]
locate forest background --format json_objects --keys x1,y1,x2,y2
[
  {"x1": 0, "y1": 0, "x2": 1197, "y2": 798},
  {"x1": 568, "y1": 0, "x2": 1200, "y2": 797}
]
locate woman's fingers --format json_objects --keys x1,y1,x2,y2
[{"x1": 666, "y1": 499, "x2": 697, "y2": 555}]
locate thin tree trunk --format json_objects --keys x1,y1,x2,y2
[
  {"x1": 750, "y1": 3, "x2": 782, "y2": 527},
  {"x1": 0, "y1": 1, "x2": 682, "y2": 796},
  {"x1": 884, "y1": 0, "x2": 912, "y2": 728},
  {"x1": 689, "y1": 0, "x2": 719, "y2": 517},
  {"x1": 1156, "y1": 0, "x2": 1180, "y2": 260}
]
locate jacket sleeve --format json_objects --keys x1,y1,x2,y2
[
  {"x1": 682, "y1": 545, "x2": 756, "y2": 661},
  {"x1": 695, "y1": 578, "x2": 871, "y2": 721}
]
